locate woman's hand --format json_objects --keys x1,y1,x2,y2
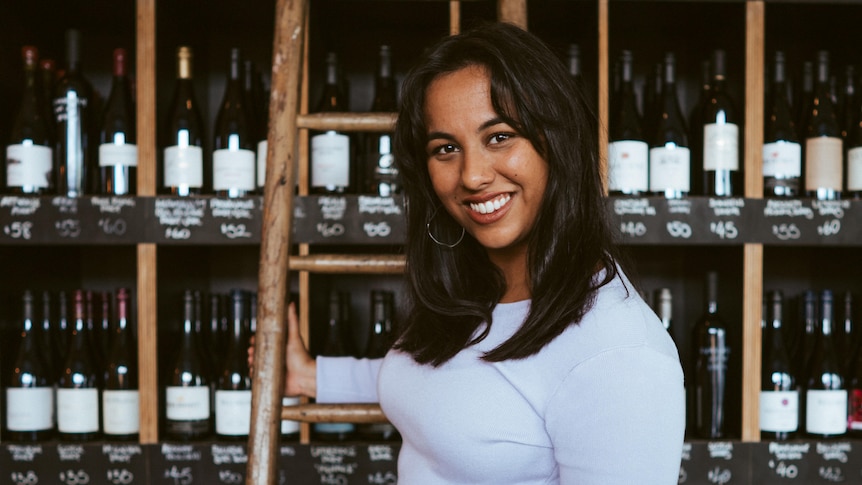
[{"x1": 247, "y1": 301, "x2": 317, "y2": 398}]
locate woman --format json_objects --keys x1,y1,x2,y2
[{"x1": 259, "y1": 22, "x2": 684, "y2": 484}]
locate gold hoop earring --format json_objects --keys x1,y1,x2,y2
[{"x1": 426, "y1": 206, "x2": 465, "y2": 248}]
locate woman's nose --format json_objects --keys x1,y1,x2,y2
[{"x1": 460, "y1": 149, "x2": 494, "y2": 190}]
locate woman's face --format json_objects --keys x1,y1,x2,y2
[{"x1": 423, "y1": 65, "x2": 548, "y2": 257}]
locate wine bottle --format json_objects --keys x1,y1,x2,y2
[
  {"x1": 357, "y1": 290, "x2": 400, "y2": 441},
  {"x1": 701, "y1": 49, "x2": 740, "y2": 197},
  {"x1": 608, "y1": 50, "x2": 648, "y2": 196},
  {"x1": 5, "y1": 290, "x2": 55, "y2": 442},
  {"x1": 311, "y1": 52, "x2": 351, "y2": 194},
  {"x1": 796, "y1": 61, "x2": 814, "y2": 140},
  {"x1": 165, "y1": 290, "x2": 212, "y2": 440},
  {"x1": 649, "y1": 52, "x2": 690, "y2": 198},
  {"x1": 760, "y1": 290, "x2": 798, "y2": 441},
  {"x1": 57, "y1": 289, "x2": 101, "y2": 441},
  {"x1": 6, "y1": 46, "x2": 54, "y2": 194},
  {"x1": 215, "y1": 289, "x2": 253, "y2": 440},
  {"x1": 313, "y1": 290, "x2": 356, "y2": 441},
  {"x1": 846, "y1": 294, "x2": 862, "y2": 437},
  {"x1": 689, "y1": 59, "x2": 711, "y2": 196},
  {"x1": 213, "y1": 48, "x2": 256, "y2": 198},
  {"x1": 656, "y1": 288, "x2": 673, "y2": 334},
  {"x1": 843, "y1": 292, "x2": 856, "y2": 369},
  {"x1": 691, "y1": 271, "x2": 730, "y2": 439},
  {"x1": 763, "y1": 51, "x2": 802, "y2": 198},
  {"x1": 243, "y1": 60, "x2": 268, "y2": 194},
  {"x1": 56, "y1": 290, "x2": 71, "y2": 367},
  {"x1": 39, "y1": 290, "x2": 61, "y2": 382},
  {"x1": 840, "y1": 65, "x2": 857, "y2": 141},
  {"x1": 845, "y1": 68, "x2": 862, "y2": 198},
  {"x1": 364, "y1": 45, "x2": 400, "y2": 196},
  {"x1": 96, "y1": 290, "x2": 113, "y2": 364},
  {"x1": 99, "y1": 47, "x2": 137, "y2": 195},
  {"x1": 162, "y1": 46, "x2": 205, "y2": 196},
  {"x1": 39, "y1": 58, "x2": 57, "y2": 133},
  {"x1": 643, "y1": 62, "x2": 663, "y2": 145},
  {"x1": 102, "y1": 287, "x2": 139, "y2": 441},
  {"x1": 804, "y1": 289, "x2": 847, "y2": 438},
  {"x1": 54, "y1": 29, "x2": 94, "y2": 197},
  {"x1": 805, "y1": 51, "x2": 843, "y2": 200}
]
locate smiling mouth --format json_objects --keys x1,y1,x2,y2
[{"x1": 468, "y1": 194, "x2": 512, "y2": 215}]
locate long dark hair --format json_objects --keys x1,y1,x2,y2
[{"x1": 393, "y1": 22, "x2": 621, "y2": 366}]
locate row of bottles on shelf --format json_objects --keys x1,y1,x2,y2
[{"x1": 610, "y1": 47, "x2": 862, "y2": 200}]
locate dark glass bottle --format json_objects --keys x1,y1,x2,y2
[
  {"x1": 165, "y1": 290, "x2": 212, "y2": 441},
  {"x1": 56, "y1": 290, "x2": 71, "y2": 366},
  {"x1": 162, "y1": 46, "x2": 205, "y2": 196},
  {"x1": 57, "y1": 289, "x2": 102, "y2": 441},
  {"x1": 243, "y1": 60, "x2": 267, "y2": 193},
  {"x1": 846, "y1": 296, "x2": 862, "y2": 437},
  {"x1": 313, "y1": 290, "x2": 356, "y2": 441},
  {"x1": 649, "y1": 52, "x2": 690, "y2": 198},
  {"x1": 763, "y1": 51, "x2": 802, "y2": 198},
  {"x1": 213, "y1": 48, "x2": 256, "y2": 198},
  {"x1": 643, "y1": 62, "x2": 663, "y2": 145},
  {"x1": 96, "y1": 290, "x2": 113, "y2": 365},
  {"x1": 99, "y1": 47, "x2": 137, "y2": 195},
  {"x1": 39, "y1": 290, "x2": 60, "y2": 381},
  {"x1": 796, "y1": 61, "x2": 814, "y2": 140},
  {"x1": 6, "y1": 46, "x2": 54, "y2": 194},
  {"x1": 701, "y1": 49, "x2": 740, "y2": 197},
  {"x1": 845, "y1": 67, "x2": 862, "y2": 198},
  {"x1": 691, "y1": 271, "x2": 730, "y2": 439},
  {"x1": 689, "y1": 59, "x2": 711, "y2": 196},
  {"x1": 608, "y1": 50, "x2": 648, "y2": 196},
  {"x1": 760, "y1": 290, "x2": 798, "y2": 441},
  {"x1": 102, "y1": 287, "x2": 139, "y2": 441},
  {"x1": 357, "y1": 290, "x2": 400, "y2": 441},
  {"x1": 54, "y1": 29, "x2": 94, "y2": 197},
  {"x1": 805, "y1": 51, "x2": 843, "y2": 200},
  {"x1": 39, "y1": 58, "x2": 57, "y2": 134},
  {"x1": 364, "y1": 45, "x2": 399, "y2": 196},
  {"x1": 215, "y1": 289, "x2": 253, "y2": 441},
  {"x1": 840, "y1": 65, "x2": 856, "y2": 141},
  {"x1": 5, "y1": 290, "x2": 55, "y2": 442},
  {"x1": 311, "y1": 52, "x2": 351, "y2": 194},
  {"x1": 839, "y1": 291, "x2": 855, "y2": 369},
  {"x1": 656, "y1": 288, "x2": 673, "y2": 335},
  {"x1": 804, "y1": 290, "x2": 847, "y2": 438}
]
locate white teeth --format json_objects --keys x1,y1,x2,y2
[{"x1": 469, "y1": 194, "x2": 510, "y2": 215}]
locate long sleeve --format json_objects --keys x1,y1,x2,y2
[{"x1": 316, "y1": 356, "x2": 384, "y2": 403}]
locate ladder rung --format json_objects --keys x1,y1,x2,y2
[
  {"x1": 282, "y1": 403, "x2": 389, "y2": 423},
  {"x1": 289, "y1": 254, "x2": 405, "y2": 273},
  {"x1": 297, "y1": 112, "x2": 397, "y2": 132}
]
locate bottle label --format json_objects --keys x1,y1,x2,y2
[
  {"x1": 311, "y1": 131, "x2": 350, "y2": 189},
  {"x1": 759, "y1": 390, "x2": 799, "y2": 432},
  {"x1": 805, "y1": 389, "x2": 848, "y2": 435},
  {"x1": 703, "y1": 123, "x2": 739, "y2": 171},
  {"x1": 607, "y1": 140, "x2": 649, "y2": 192},
  {"x1": 282, "y1": 396, "x2": 300, "y2": 435},
  {"x1": 213, "y1": 148, "x2": 256, "y2": 191},
  {"x1": 164, "y1": 145, "x2": 204, "y2": 188},
  {"x1": 102, "y1": 389, "x2": 140, "y2": 435},
  {"x1": 57, "y1": 388, "x2": 100, "y2": 433},
  {"x1": 805, "y1": 136, "x2": 843, "y2": 192},
  {"x1": 314, "y1": 422, "x2": 355, "y2": 434},
  {"x1": 6, "y1": 387, "x2": 54, "y2": 431},
  {"x1": 846, "y1": 147, "x2": 862, "y2": 191},
  {"x1": 6, "y1": 144, "x2": 52, "y2": 188},
  {"x1": 257, "y1": 140, "x2": 268, "y2": 189},
  {"x1": 762, "y1": 141, "x2": 801, "y2": 177},
  {"x1": 166, "y1": 386, "x2": 210, "y2": 420},
  {"x1": 649, "y1": 145, "x2": 690, "y2": 192},
  {"x1": 215, "y1": 389, "x2": 252, "y2": 436},
  {"x1": 99, "y1": 143, "x2": 139, "y2": 167},
  {"x1": 848, "y1": 389, "x2": 862, "y2": 430}
]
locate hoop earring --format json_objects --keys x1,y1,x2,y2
[{"x1": 426, "y1": 206, "x2": 465, "y2": 248}]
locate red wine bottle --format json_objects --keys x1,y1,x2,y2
[
  {"x1": 165, "y1": 290, "x2": 212, "y2": 441},
  {"x1": 357, "y1": 290, "x2": 400, "y2": 441},
  {"x1": 99, "y1": 48, "x2": 137, "y2": 195},
  {"x1": 311, "y1": 52, "x2": 351, "y2": 194},
  {"x1": 364, "y1": 45, "x2": 399, "y2": 196},
  {"x1": 608, "y1": 50, "x2": 648, "y2": 196},
  {"x1": 214, "y1": 289, "x2": 253, "y2": 440},
  {"x1": 701, "y1": 49, "x2": 740, "y2": 197},
  {"x1": 763, "y1": 51, "x2": 802, "y2": 198},
  {"x1": 805, "y1": 51, "x2": 843, "y2": 200},
  {"x1": 54, "y1": 29, "x2": 94, "y2": 197},
  {"x1": 313, "y1": 291, "x2": 356, "y2": 441},
  {"x1": 102, "y1": 288, "x2": 139, "y2": 441},
  {"x1": 5, "y1": 290, "x2": 55, "y2": 442},
  {"x1": 57, "y1": 289, "x2": 102, "y2": 441},
  {"x1": 213, "y1": 48, "x2": 256, "y2": 198},
  {"x1": 691, "y1": 271, "x2": 730, "y2": 439},
  {"x1": 804, "y1": 290, "x2": 847, "y2": 438},
  {"x1": 6, "y1": 46, "x2": 54, "y2": 194},
  {"x1": 760, "y1": 290, "x2": 798, "y2": 441},
  {"x1": 162, "y1": 46, "x2": 205, "y2": 196},
  {"x1": 649, "y1": 52, "x2": 690, "y2": 198}
]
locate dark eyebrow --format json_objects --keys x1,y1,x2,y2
[{"x1": 425, "y1": 117, "x2": 507, "y2": 142}]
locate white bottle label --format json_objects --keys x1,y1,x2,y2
[
  {"x1": 649, "y1": 144, "x2": 690, "y2": 192},
  {"x1": 215, "y1": 389, "x2": 252, "y2": 436},
  {"x1": 607, "y1": 140, "x2": 649, "y2": 192},
  {"x1": 57, "y1": 388, "x2": 100, "y2": 433},
  {"x1": 282, "y1": 396, "x2": 300, "y2": 435},
  {"x1": 6, "y1": 143, "x2": 52, "y2": 188},
  {"x1": 703, "y1": 123, "x2": 739, "y2": 171},
  {"x1": 164, "y1": 145, "x2": 204, "y2": 188},
  {"x1": 762, "y1": 141, "x2": 801, "y2": 177},
  {"x1": 805, "y1": 389, "x2": 848, "y2": 435},
  {"x1": 846, "y1": 146, "x2": 862, "y2": 191},
  {"x1": 759, "y1": 390, "x2": 799, "y2": 432},
  {"x1": 311, "y1": 131, "x2": 350, "y2": 188},
  {"x1": 6, "y1": 387, "x2": 54, "y2": 431},
  {"x1": 102, "y1": 389, "x2": 140, "y2": 435},
  {"x1": 805, "y1": 136, "x2": 843, "y2": 192},
  {"x1": 213, "y1": 148, "x2": 256, "y2": 191},
  {"x1": 166, "y1": 386, "x2": 210, "y2": 421},
  {"x1": 257, "y1": 140, "x2": 268, "y2": 189},
  {"x1": 99, "y1": 143, "x2": 139, "y2": 167}
]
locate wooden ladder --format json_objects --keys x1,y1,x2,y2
[{"x1": 246, "y1": 1, "x2": 529, "y2": 483}]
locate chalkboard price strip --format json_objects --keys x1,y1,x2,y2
[
  {"x1": 85, "y1": 196, "x2": 145, "y2": 244},
  {"x1": 293, "y1": 196, "x2": 406, "y2": 245},
  {"x1": 102, "y1": 444, "x2": 148, "y2": 485},
  {"x1": 751, "y1": 441, "x2": 814, "y2": 483},
  {"x1": 697, "y1": 198, "x2": 747, "y2": 245},
  {"x1": 683, "y1": 441, "x2": 750, "y2": 484},
  {"x1": 209, "y1": 444, "x2": 248, "y2": 485},
  {"x1": 151, "y1": 443, "x2": 208, "y2": 485},
  {"x1": 149, "y1": 197, "x2": 209, "y2": 244},
  {"x1": 0, "y1": 195, "x2": 44, "y2": 244},
  {"x1": 3, "y1": 444, "x2": 57, "y2": 485},
  {"x1": 754, "y1": 199, "x2": 862, "y2": 246}
]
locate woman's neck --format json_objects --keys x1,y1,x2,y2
[{"x1": 488, "y1": 244, "x2": 531, "y2": 303}]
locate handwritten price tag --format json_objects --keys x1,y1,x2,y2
[
  {"x1": 165, "y1": 227, "x2": 192, "y2": 240},
  {"x1": 220, "y1": 223, "x2": 251, "y2": 239},
  {"x1": 768, "y1": 460, "x2": 799, "y2": 479},
  {"x1": 59, "y1": 469, "x2": 90, "y2": 485},
  {"x1": 317, "y1": 222, "x2": 345, "y2": 238},
  {"x1": 55, "y1": 219, "x2": 81, "y2": 238},
  {"x1": 164, "y1": 466, "x2": 193, "y2": 485},
  {"x1": 709, "y1": 221, "x2": 738, "y2": 240},
  {"x1": 99, "y1": 218, "x2": 128, "y2": 236},
  {"x1": 10, "y1": 471, "x2": 39, "y2": 485},
  {"x1": 665, "y1": 220, "x2": 692, "y2": 239},
  {"x1": 816, "y1": 219, "x2": 841, "y2": 237},
  {"x1": 772, "y1": 223, "x2": 801, "y2": 241},
  {"x1": 4, "y1": 221, "x2": 33, "y2": 240},
  {"x1": 107, "y1": 469, "x2": 135, "y2": 485},
  {"x1": 707, "y1": 466, "x2": 732, "y2": 485},
  {"x1": 620, "y1": 221, "x2": 647, "y2": 238}
]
